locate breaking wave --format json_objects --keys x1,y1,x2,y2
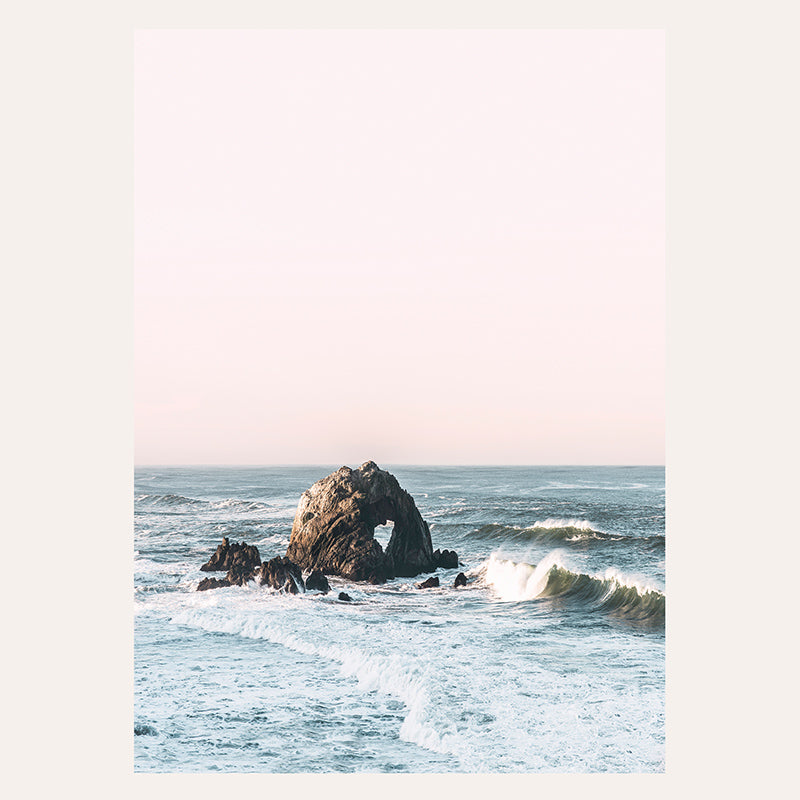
[
  {"x1": 471, "y1": 521, "x2": 663, "y2": 548},
  {"x1": 207, "y1": 498, "x2": 270, "y2": 512},
  {"x1": 136, "y1": 493, "x2": 204, "y2": 507},
  {"x1": 135, "y1": 494, "x2": 269, "y2": 513},
  {"x1": 483, "y1": 553, "x2": 664, "y2": 626}
]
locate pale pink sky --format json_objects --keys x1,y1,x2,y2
[{"x1": 135, "y1": 29, "x2": 664, "y2": 465}]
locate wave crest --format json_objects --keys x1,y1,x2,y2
[
  {"x1": 483, "y1": 554, "x2": 664, "y2": 626},
  {"x1": 208, "y1": 498, "x2": 269, "y2": 512},
  {"x1": 471, "y1": 521, "x2": 663, "y2": 548},
  {"x1": 135, "y1": 493, "x2": 204, "y2": 507},
  {"x1": 135, "y1": 494, "x2": 268, "y2": 513}
]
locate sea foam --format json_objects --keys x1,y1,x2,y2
[
  {"x1": 168, "y1": 600, "x2": 461, "y2": 758},
  {"x1": 484, "y1": 551, "x2": 564, "y2": 601}
]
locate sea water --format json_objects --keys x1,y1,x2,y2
[{"x1": 134, "y1": 465, "x2": 665, "y2": 772}]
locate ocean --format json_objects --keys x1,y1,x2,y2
[{"x1": 134, "y1": 464, "x2": 665, "y2": 773}]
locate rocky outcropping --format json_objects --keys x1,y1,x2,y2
[
  {"x1": 417, "y1": 576, "x2": 440, "y2": 589},
  {"x1": 197, "y1": 537, "x2": 263, "y2": 588},
  {"x1": 195, "y1": 464, "x2": 461, "y2": 594},
  {"x1": 453, "y1": 572, "x2": 467, "y2": 588},
  {"x1": 200, "y1": 537, "x2": 261, "y2": 574},
  {"x1": 196, "y1": 539, "x2": 305, "y2": 593},
  {"x1": 197, "y1": 576, "x2": 230, "y2": 591},
  {"x1": 285, "y1": 461, "x2": 452, "y2": 582},
  {"x1": 257, "y1": 557, "x2": 305, "y2": 594},
  {"x1": 305, "y1": 570, "x2": 330, "y2": 593},
  {"x1": 433, "y1": 549, "x2": 459, "y2": 569}
]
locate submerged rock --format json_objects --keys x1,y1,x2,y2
[
  {"x1": 417, "y1": 576, "x2": 440, "y2": 589},
  {"x1": 285, "y1": 461, "x2": 452, "y2": 582},
  {"x1": 197, "y1": 576, "x2": 230, "y2": 592},
  {"x1": 258, "y1": 556, "x2": 304, "y2": 594},
  {"x1": 453, "y1": 572, "x2": 467, "y2": 588},
  {"x1": 305, "y1": 569, "x2": 330, "y2": 593}
]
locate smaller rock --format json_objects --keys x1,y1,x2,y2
[
  {"x1": 338, "y1": 592, "x2": 352, "y2": 602},
  {"x1": 453, "y1": 572, "x2": 467, "y2": 588},
  {"x1": 433, "y1": 548, "x2": 459, "y2": 569},
  {"x1": 200, "y1": 537, "x2": 261, "y2": 573},
  {"x1": 197, "y1": 576, "x2": 230, "y2": 592},
  {"x1": 417, "y1": 576, "x2": 440, "y2": 589},
  {"x1": 305, "y1": 570, "x2": 330, "y2": 593},
  {"x1": 259, "y1": 556, "x2": 305, "y2": 594},
  {"x1": 226, "y1": 561, "x2": 257, "y2": 586}
]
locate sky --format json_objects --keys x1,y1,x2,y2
[{"x1": 135, "y1": 29, "x2": 664, "y2": 465}]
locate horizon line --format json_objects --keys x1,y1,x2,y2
[{"x1": 134, "y1": 462, "x2": 666, "y2": 468}]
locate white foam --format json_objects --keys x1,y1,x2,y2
[
  {"x1": 136, "y1": 566, "x2": 665, "y2": 772},
  {"x1": 532, "y1": 518, "x2": 595, "y2": 530},
  {"x1": 483, "y1": 552, "x2": 564, "y2": 601},
  {"x1": 168, "y1": 601, "x2": 460, "y2": 758},
  {"x1": 134, "y1": 556, "x2": 197, "y2": 577},
  {"x1": 600, "y1": 566, "x2": 663, "y2": 597},
  {"x1": 208, "y1": 498, "x2": 269, "y2": 512}
]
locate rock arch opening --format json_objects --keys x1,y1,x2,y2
[
  {"x1": 373, "y1": 523, "x2": 394, "y2": 549},
  {"x1": 363, "y1": 496, "x2": 398, "y2": 552}
]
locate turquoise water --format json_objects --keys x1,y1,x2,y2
[{"x1": 134, "y1": 465, "x2": 665, "y2": 772}]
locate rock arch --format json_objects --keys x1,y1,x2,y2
[{"x1": 285, "y1": 461, "x2": 442, "y2": 582}]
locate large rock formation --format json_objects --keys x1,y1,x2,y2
[
  {"x1": 195, "y1": 464, "x2": 460, "y2": 593},
  {"x1": 285, "y1": 461, "x2": 449, "y2": 582}
]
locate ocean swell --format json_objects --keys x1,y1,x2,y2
[
  {"x1": 135, "y1": 493, "x2": 269, "y2": 513},
  {"x1": 483, "y1": 553, "x2": 665, "y2": 625},
  {"x1": 470, "y1": 521, "x2": 664, "y2": 548},
  {"x1": 136, "y1": 493, "x2": 204, "y2": 507}
]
